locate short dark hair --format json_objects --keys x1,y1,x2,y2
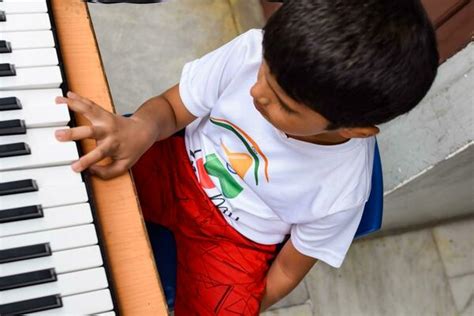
[{"x1": 263, "y1": 0, "x2": 439, "y2": 129}]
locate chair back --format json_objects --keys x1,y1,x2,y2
[{"x1": 354, "y1": 141, "x2": 384, "y2": 238}]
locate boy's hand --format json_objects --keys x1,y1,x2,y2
[{"x1": 55, "y1": 91, "x2": 156, "y2": 179}]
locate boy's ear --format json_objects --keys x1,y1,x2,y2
[{"x1": 338, "y1": 126, "x2": 380, "y2": 139}]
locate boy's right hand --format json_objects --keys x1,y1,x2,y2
[{"x1": 55, "y1": 91, "x2": 156, "y2": 179}]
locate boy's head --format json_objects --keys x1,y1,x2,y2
[{"x1": 259, "y1": 0, "x2": 438, "y2": 133}]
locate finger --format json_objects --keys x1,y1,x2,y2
[
  {"x1": 89, "y1": 160, "x2": 129, "y2": 180},
  {"x1": 55, "y1": 95, "x2": 95, "y2": 117},
  {"x1": 55, "y1": 91, "x2": 93, "y2": 106},
  {"x1": 71, "y1": 146, "x2": 108, "y2": 173},
  {"x1": 55, "y1": 125, "x2": 104, "y2": 142},
  {"x1": 55, "y1": 96, "x2": 67, "y2": 105},
  {"x1": 55, "y1": 96, "x2": 68, "y2": 104},
  {"x1": 55, "y1": 93, "x2": 103, "y2": 120},
  {"x1": 66, "y1": 91, "x2": 95, "y2": 105}
]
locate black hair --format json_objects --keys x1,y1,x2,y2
[{"x1": 263, "y1": 0, "x2": 439, "y2": 129}]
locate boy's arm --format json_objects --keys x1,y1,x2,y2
[
  {"x1": 55, "y1": 84, "x2": 196, "y2": 179},
  {"x1": 260, "y1": 239, "x2": 317, "y2": 311},
  {"x1": 132, "y1": 83, "x2": 196, "y2": 142}
]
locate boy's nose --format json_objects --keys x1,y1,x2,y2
[
  {"x1": 250, "y1": 84, "x2": 270, "y2": 105},
  {"x1": 250, "y1": 83, "x2": 260, "y2": 99}
]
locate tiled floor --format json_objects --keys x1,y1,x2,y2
[
  {"x1": 433, "y1": 220, "x2": 474, "y2": 316},
  {"x1": 88, "y1": 2, "x2": 474, "y2": 315},
  {"x1": 262, "y1": 218, "x2": 474, "y2": 316}
]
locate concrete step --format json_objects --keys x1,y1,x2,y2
[{"x1": 379, "y1": 43, "x2": 473, "y2": 231}]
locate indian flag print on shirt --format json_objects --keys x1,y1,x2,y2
[{"x1": 195, "y1": 117, "x2": 269, "y2": 199}]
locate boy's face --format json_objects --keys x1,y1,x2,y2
[{"x1": 250, "y1": 61, "x2": 339, "y2": 143}]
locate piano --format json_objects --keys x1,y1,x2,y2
[{"x1": 0, "y1": 0, "x2": 167, "y2": 314}]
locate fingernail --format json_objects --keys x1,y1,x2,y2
[
  {"x1": 71, "y1": 161, "x2": 82, "y2": 173},
  {"x1": 55, "y1": 129, "x2": 66, "y2": 140},
  {"x1": 67, "y1": 91, "x2": 76, "y2": 98}
]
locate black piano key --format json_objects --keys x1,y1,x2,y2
[
  {"x1": 0, "y1": 179, "x2": 38, "y2": 196},
  {"x1": 0, "y1": 40, "x2": 12, "y2": 53},
  {"x1": 0, "y1": 268, "x2": 57, "y2": 291},
  {"x1": 0, "y1": 119, "x2": 27, "y2": 136},
  {"x1": 87, "y1": 0, "x2": 165, "y2": 3},
  {"x1": 0, "y1": 63, "x2": 16, "y2": 77},
  {"x1": 0, "y1": 295, "x2": 62, "y2": 315},
  {"x1": 0, "y1": 205, "x2": 44, "y2": 224},
  {"x1": 0, "y1": 97, "x2": 22, "y2": 111},
  {"x1": 0, "y1": 142, "x2": 31, "y2": 158},
  {"x1": 0, "y1": 243, "x2": 51, "y2": 264},
  {"x1": 0, "y1": 11, "x2": 5, "y2": 22}
]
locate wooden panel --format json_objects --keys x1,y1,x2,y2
[
  {"x1": 259, "y1": 0, "x2": 474, "y2": 63},
  {"x1": 50, "y1": 1, "x2": 168, "y2": 314},
  {"x1": 260, "y1": 0, "x2": 281, "y2": 20},
  {"x1": 421, "y1": 0, "x2": 468, "y2": 27},
  {"x1": 436, "y1": 0, "x2": 474, "y2": 62}
]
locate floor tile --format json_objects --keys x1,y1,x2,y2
[
  {"x1": 262, "y1": 303, "x2": 312, "y2": 316},
  {"x1": 305, "y1": 229, "x2": 456, "y2": 316},
  {"x1": 448, "y1": 273, "x2": 474, "y2": 316},
  {"x1": 433, "y1": 218, "x2": 474, "y2": 277}
]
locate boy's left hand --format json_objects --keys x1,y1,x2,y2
[{"x1": 55, "y1": 91, "x2": 157, "y2": 179}]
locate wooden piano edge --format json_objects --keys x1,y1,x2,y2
[{"x1": 50, "y1": 0, "x2": 168, "y2": 314}]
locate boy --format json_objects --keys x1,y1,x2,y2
[{"x1": 55, "y1": 0, "x2": 438, "y2": 314}]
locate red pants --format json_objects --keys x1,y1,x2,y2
[{"x1": 132, "y1": 136, "x2": 278, "y2": 315}]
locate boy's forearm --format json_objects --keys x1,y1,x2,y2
[
  {"x1": 260, "y1": 259, "x2": 301, "y2": 311},
  {"x1": 131, "y1": 94, "x2": 179, "y2": 142},
  {"x1": 260, "y1": 240, "x2": 317, "y2": 311},
  {"x1": 131, "y1": 84, "x2": 197, "y2": 144}
]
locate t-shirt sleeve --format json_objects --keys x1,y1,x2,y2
[
  {"x1": 290, "y1": 206, "x2": 365, "y2": 268},
  {"x1": 179, "y1": 29, "x2": 262, "y2": 117}
]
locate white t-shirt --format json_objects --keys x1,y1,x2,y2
[{"x1": 179, "y1": 29, "x2": 375, "y2": 268}]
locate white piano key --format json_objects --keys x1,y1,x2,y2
[
  {"x1": 0, "y1": 2, "x2": 48, "y2": 14},
  {"x1": 0, "y1": 31, "x2": 55, "y2": 50},
  {"x1": 0, "y1": 165, "x2": 83, "y2": 187},
  {"x1": 0, "y1": 66, "x2": 62, "y2": 90},
  {"x1": 0, "y1": 48, "x2": 58, "y2": 68},
  {"x1": 0, "y1": 267, "x2": 109, "y2": 305},
  {"x1": 0, "y1": 203, "x2": 92, "y2": 238},
  {"x1": 0, "y1": 13, "x2": 51, "y2": 32},
  {"x1": 1, "y1": 245, "x2": 102, "y2": 277},
  {"x1": 0, "y1": 182, "x2": 88, "y2": 210},
  {"x1": 96, "y1": 312, "x2": 116, "y2": 316},
  {"x1": 0, "y1": 89, "x2": 63, "y2": 106},
  {"x1": 0, "y1": 104, "x2": 70, "y2": 128},
  {"x1": 0, "y1": 127, "x2": 78, "y2": 172},
  {"x1": 0, "y1": 224, "x2": 98, "y2": 252},
  {"x1": 0, "y1": 88, "x2": 68, "y2": 127},
  {"x1": 29, "y1": 289, "x2": 114, "y2": 315}
]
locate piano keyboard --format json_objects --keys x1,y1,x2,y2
[{"x1": 0, "y1": 1, "x2": 116, "y2": 315}]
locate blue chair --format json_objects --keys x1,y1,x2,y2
[
  {"x1": 354, "y1": 141, "x2": 384, "y2": 238},
  {"x1": 145, "y1": 141, "x2": 384, "y2": 309}
]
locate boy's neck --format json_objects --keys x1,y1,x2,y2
[{"x1": 287, "y1": 131, "x2": 350, "y2": 145}]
